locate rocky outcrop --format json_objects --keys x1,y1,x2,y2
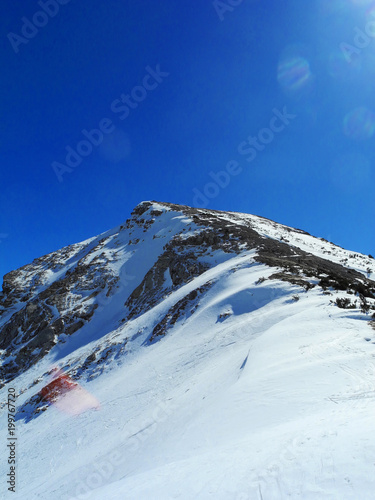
[
  {"x1": 159, "y1": 202, "x2": 375, "y2": 299},
  {"x1": 124, "y1": 239, "x2": 210, "y2": 320},
  {"x1": 150, "y1": 283, "x2": 212, "y2": 342}
]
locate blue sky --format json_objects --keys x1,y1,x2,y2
[{"x1": 1, "y1": 0, "x2": 375, "y2": 280}]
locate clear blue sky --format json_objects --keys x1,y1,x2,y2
[{"x1": 1, "y1": 0, "x2": 374, "y2": 281}]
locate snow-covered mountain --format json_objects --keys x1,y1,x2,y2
[{"x1": 1, "y1": 201, "x2": 375, "y2": 499}]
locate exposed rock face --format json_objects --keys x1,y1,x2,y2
[
  {"x1": 160, "y1": 202, "x2": 375, "y2": 299},
  {"x1": 0, "y1": 233, "x2": 120, "y2": 386},
  {"x1": 150, "y1": 283, "x2": 212, "y2": 342},
  {"x1": 124, "y1": 240, "x2": 210, "y2": 321},
  {"x1": 1, "y1": 200, "x2": 375, "y2": 394}
]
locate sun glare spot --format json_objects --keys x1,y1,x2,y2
[
  {"x1": 343, "y1": 106, "x2": 375, "y2": 139},
  {"x1": 277, "y1": 47, "x2": 313, "y2": 96}
]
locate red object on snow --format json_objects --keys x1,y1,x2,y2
[
  {"x1": 39, "y1": 368, "x2": 100, "y2": 415},
  {"x1": 40, "y1": 370, "x2": 78, "y2": 403}
]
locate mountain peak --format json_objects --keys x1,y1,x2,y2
[
  {"x1": 1, "y1": 201, "x2": 375, "y2": 391},
  {"x1": 1, "y1": 202, "x2": 375, "y2": 498}
]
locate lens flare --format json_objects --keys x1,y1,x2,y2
[
  {"x1": 365, "y1": 3, "x2": 375, "y2": 23},
  {"x1": 277, "y1": 55, "x2": 312, "y2": 92},
  {"x1": 343, "y1": 106, "x2": 375, "y2": 139}
]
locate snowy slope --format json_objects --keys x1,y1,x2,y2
[{"x1": 1, "y1": 201, "x2": 375, "y2": 500}]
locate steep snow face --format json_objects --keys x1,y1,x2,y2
[{"x1": 1, "y1": 201, "x2": 375, "y2": 499}]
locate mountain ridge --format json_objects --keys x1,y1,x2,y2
[
  {"x1": 1, "y1": 201, "x2": 375, "y2": 499},
  {"x1": 1, "y1": 201, "x2": 375, "y2": 391}
]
